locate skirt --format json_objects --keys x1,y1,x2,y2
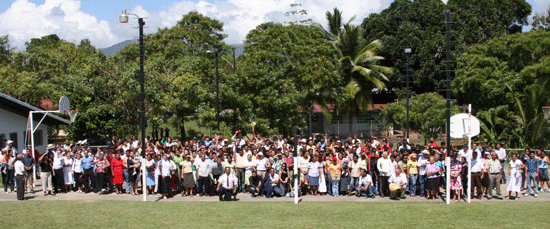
[
  {"x1": 450, "y1": 171, "x2": 462, "y2": 190},
  {"x1": 426, "y1": 178, "x2": 438, "y2": 189},
  {"x1": 63, "y1": 167, "x2": 74, "y2": 185},
  {"x1": 339, "y1": 176, "x2": 350, "y2": 192},
  {"x1": 482, "y1": 172, "x2": 489, "y2": 186},
  {"x1": 129, "y1": 171, "x2": 138, "y2": 183},
  {"x1": 309, "y1": 176, "x2": 319, "y2": 186},
  {"x1": 244, "y1": 172, "x2": 252, "y2": 185},
  {"x1": 146, "y1": 172, "x2": 155, "y2": 186},
  {"x1": 183, "y1": 173, "x2": 194, "y2": 188},
  {"x1": 507, "y1": 172, "x2": 521, "y2": 192}
]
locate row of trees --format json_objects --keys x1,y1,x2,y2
[{"x1": 0, "y1": 1, "x2": 548, "y2": 148}]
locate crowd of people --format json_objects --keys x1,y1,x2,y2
[{"x1": 1, "y1": 132, "x2": 549, "y2": 201}]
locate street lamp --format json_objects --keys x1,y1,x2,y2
[
  {"x1": 404, "y1": 47, "x2": 411, "y2": 141},
  {"x1": 120, "y1": 9, "x2": 147, "y2": 201},
  {"x1": 206, "y1": 49, "x2": 220, "y2": 132}
]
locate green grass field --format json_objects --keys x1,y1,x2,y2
[{"x1": 1, "y1": 201, "x2": 549, "y2": 228}]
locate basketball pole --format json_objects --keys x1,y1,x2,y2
[{"x1": 467, "y1": 104, "x2": 472, "y2": 204}]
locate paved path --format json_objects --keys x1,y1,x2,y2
[{"x1": 1, "y1": 182, "x2": 548, "y2": 202}]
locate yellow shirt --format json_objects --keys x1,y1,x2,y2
[
  {"x1": 181, "y1": 161, "x2": 193, "y2": 173},
  {"x1": 407, "y1": 160, "x2": 418, "y2": 174},
  {"x1": 328, "y1": 164, "x2": 341, "y2": 181}
]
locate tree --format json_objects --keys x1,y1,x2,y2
[
  {"x1": 361, "y1": 0, "x2": 447, "y2": 94},
  {"x1": 452, "y1": 30, "x2": 550, "y2": 112},
  {"x1": 448, "y1": 0, "x2": 532, "y2": 45},
  {"x1": 532, "y1": 6, "x2": 550, "y2": 31},
  {"x1": 325, "y1": 8, "x2": 392, "y2": 135},
  {"x1": 220, "y1": 22, "x2": 341, "y2": 136},
  {"x1": 0, "y1": 35, "x2": 12, "y2": 65},
  {"x1": 379, "y1": 93, "x2": 461, "y2": 140}
]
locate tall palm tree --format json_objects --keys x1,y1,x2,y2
[{"x1": 324, "y1": 8, "x2": 392, "y2": 136}]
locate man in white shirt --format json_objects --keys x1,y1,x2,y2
[
  {"x1": 377, "y1": 152, "x2": 392, "y2": 197},
  {"x1": 195, "y1": 154, "x2": 212, "y2": 197},
  {"x1": 417, "y1": 150, "x2": 429, "y2": 197},
  {"x1": 494, "y1": 143, "x2": 507, "y2": 183},
  {"x1": 235, "y1": 149, "x2": 247, "y2": 193},
  {"x1": 389, "y1": 167, "x2": 408, "y2": 199},
  {"x1": 356, "y1": 169, "x2": 374, "y2": 198},
  {"x1": 458, "y1": 145, "x2": 471, "y2": 161},
  {"x1": 52, "y1": 151, "x2": 65, "y2": 194},
  {"x1": 217, "y1": 167, "x2": 238, "y2": 201},
  {"x1": 262, "y1": 168, "x2": 281, "y2": 198},
  {"x1": 14, "y1": 155, "x2": 26, "y2": 200},
  {"x1": 159, "y1": 154, "x2": 172, "y2": 199},
  {"x1": 470, "y1": 151, "x2": 484, "y2": 199}
]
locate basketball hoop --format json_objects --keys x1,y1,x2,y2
[{"x1": 68, "y1": 110, "x2": 79, "y2": 123}]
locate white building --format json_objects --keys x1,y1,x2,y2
[
  {"x1": 0, "y1": 92, "x2": 71, "y2": 154},
  {"x1": 309, "y1": 104, "x2": 387, "y2": 137}
]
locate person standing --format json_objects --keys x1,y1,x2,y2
[
  {"x1": 94, "y1": 153, "x2": 110, "y2": 194},
  {"x1": 407, "y1": 153, "x2": 418, "y2": 196},
  {"x1": 111, "y1": 152, "x2": 125, "y2": 194},
  {"x1": 22, "y1": 150, "x2": 35, "y2": 193},
  {"x1": 180, "y1": 155, "x2": 194, "y2": 196},
  {"x1": 52, "y1": 151, "x2": 65, "y2": 194},
  {"x1": 348, "y1": 155, "x2": 362, "y2": 196},
  {"x1": 14, "y1": 155, "x2": 26, "y2": 200},
  {"x1": 328, "y1": 157, "x2": 341, "y2": 197},
  {"x1": 235, "y1": 149, "x2": 247, "y2": 193},
  {"x1": 486, "y1": 152, "x2": 502, "y2": 199},
  {"x1": 63, "y1": 152, "x2": 74, "y2": 193},
  {"x1": 538, "y1": 151, "x2": 549, "y2": 193},
  {"x1": 377, "y1": 152, "x2": 392, "y2": 197},
  {"x1": 217, "y1": 167, "x2": 238, "y2": 201},
  {"x1": 159, "y1": 153, "x2": 171, "y2": 199},
  {"x1": 196, "y1": 154, "x2": 212, "y2": 197},
  {"x1": 470, "y1": 151, "x2": 484, "y2": 199},
  {"x1": 450, "y1": 154, "x2": 463, "y2": 202},
  {"x1": 307, "y1": 155, "x2": 322, "y2": 196},
  {"x1": 425, "y1": 156, "x2": 440, "y2": 199},
  {"x1": 506, "y1": 154, "x2": 524, "y2": 200},
  {"x1": 81, "y1": 150, "x2": 94, "y2": 193},
  {"x1": 495, "y1": 143, "x2": 507, "y2": 184},
  {"x1": 417, "y1": 150, "x2": 429, "y2": 197},
  {"x1": 72, "y1": 153, "x2": 83, "y2": 193},
  {"x1": 524, "y1": 150, "x2": 540, "y2": 197},
  {"x1": 39, "y1": 153, "x2": 54, "y2": 195}
]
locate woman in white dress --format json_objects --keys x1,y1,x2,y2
[
  {"x1": 62, "y1": 153, "x2": 74, "y2": 193},
  {"x1": 507, "y1": 153, "x2": 525, "y2": 200},
  {"x1": 318, "y1": 157, "x2": 327, "y2": 194}
]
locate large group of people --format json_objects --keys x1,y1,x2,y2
[{"x1": 1, "y1": 132, "x2": 549, "y2": 202}]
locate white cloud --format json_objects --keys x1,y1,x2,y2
[
  {"x1": 1, "y1": 0, "x2": 391, "y2": 50},
  {"x1": 0, "y1": 0, "x2": 117, "y2": 50}
]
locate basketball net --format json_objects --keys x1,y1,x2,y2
[{"x1": 68, "y1": 110, "x2": 79, "y2": 122}]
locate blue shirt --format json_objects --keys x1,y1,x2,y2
[
  {"x1": 81, "y1": 156, "x2": 94, "y2": 170},
  {"x1": 525, "y1": 158, "x2": 540, "y2": 173}
]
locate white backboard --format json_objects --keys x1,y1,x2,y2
[{"x1": 450, "y1": 113, "x2": 480, "y2": 138}]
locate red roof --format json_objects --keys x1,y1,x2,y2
[{"x1": 311, "y1": 104, "x2": 386, "y2": 113}]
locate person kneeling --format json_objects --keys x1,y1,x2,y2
[
  {"x1": 217, "y1": 167, "x2": 238, "y2": 201},
  {"x1": 263, "y1": 168, "x2": 282, "y2": 198},
  {"x1": 389, "y1": 167, "x2": 408, "y2": 199},
  {"x1": 356, "y1": 169, "x2": 375, "y2": 198}
]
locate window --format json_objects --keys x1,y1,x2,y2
[
  {"x1": 0, "y1": 134, "x2": 5, "y2": 149},
  {"x1": 357, "y1": 115, "x2": 374, "y2": 124},
  {"x1": 34, "y1": 130, "x2": 43, "y2": 146},
  {"x1": 9, "y1": 132, "x2": 18, "y2": 149},
  {"x1": 331, "y1": 114, "x2": 343, "y2": 124}
]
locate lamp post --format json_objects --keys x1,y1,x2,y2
[
  {"x1": 206, "y1": 49, "x2": 220, "y2": 132},
  {"x1": 120, "y1": 9, "x2": 147, "y2": 201},
  {"x1": 404, "y1": 48, "x2": 411, "y2": 141}
]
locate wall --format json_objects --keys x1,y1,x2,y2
[
  {"x1": 322, "y1": 113, "x2": 385, "y2": 137},
  {"x1": 0, "y1": 108, "x2": 48, "y2": 154}
]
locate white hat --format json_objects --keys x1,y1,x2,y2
[
  {"x1": 7, "y1": 140, "x2": 13, "y2": 144},
  {"x1": 258, "y1": 152, "x2": 264, "y2": 156},
  {"x1": 302, "y1": 139, "x2": 306, "y2": 143},
  {"x1": 47, "y1": 144, "x2": 55, "y2": 149},
  {"x1": 81, "y1": 139, "x2": 88, "y2": 145}
]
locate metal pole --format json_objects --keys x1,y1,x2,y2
[
  {"x1": 444, "y1": 10, "x2": 452, "y2": 204},
  {"x1": 29, "y1": 113, "x2": 36, "y2": 184},
  {"x1": 139, "y1": 17, "x2": 147, "y2": 202},
  {"x1": 216, "y1": 52, "x2": 220, "y2": 132},
  {"x1": 406, "y1": 54, "x2": 410, "y2": 140},
  {"x1": 309, "y1": 106, "x2": 312, "y2": 137},
  {"x1": 468, "y1": 104, "x2": 472, "y2": 203},
  {"x1": 293, "y1": 127, "x2": 299, "y2": 204}
]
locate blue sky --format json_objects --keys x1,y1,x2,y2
[{"x1": 0, "y1": 0, "x2": 547, "y2": 50}]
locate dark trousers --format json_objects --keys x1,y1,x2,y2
[
  {"x1": 218, "y1": 186, "x2": 233, "y2": 201},
  {"x1": 198, "y1": 176, "x2": 211, "y2": 195},
  {"x1": 16, "y1": 175, "x2": 25, "y2": 200},
  {"x1": 3, "y1": 169, "x2": 14, "y2": 192},
  {"x1": 380, "y1": 176, "x2": 389, "y2": 196},
  {"x1": 54, "y1": 169, "x2": 65, "y2": 193},
  {"x1": 249, "y1": 185, "x2": 261, "y2": 196},
  {"x1": 96, "y1": 172, "x2": 105, "y2": 193},
  {"x1": 471, "y1": 172, "x2": 482, "y2": 197},
  {"x1": 161, "y1": 176, "x2": 171, "y2": 196},
  {"x1": 237, "y1": 168, "x2": 245, "y2": 192},
  {"x1": 83, "y1": 169, "x2": 94, "y2": 192}
]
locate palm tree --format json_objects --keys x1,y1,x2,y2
[
  {"x1": 324, "y1": 8, "x2": 392, "y2": 136},
  {"x1": 506, "y1": 79, "x2": 549, "y2": 148}
]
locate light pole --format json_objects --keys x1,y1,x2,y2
[
  {"x1": 206, "y1": 49, "x2": 220, "y2": 132},
  {"x1": 404, "y1": 47, "x2": 411, "y2": 141},
  {"x1": 120, "y1": 9, "x2": 147, "y2": 201}
]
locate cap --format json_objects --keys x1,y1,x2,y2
[
  {"x1": 47, "y1": 144, "x2": 55, "y2": 149},
  {"x1": 298, "y1": 139, "x2": 302, "y2": 143},
  {"x1": 332, "y1": 157, "x2": 337, "y2": 161},
  {"x1": 342, "y1": 163, "x2": 348, "y2": 167},
  {"x1": 302, "y1": 139, "x2": 306, "y2": 143},
  {"x1": 410, "y1": 153, "x2": 417, "y2": 158},
  {"x1": 7, "y1": 140, "x2": 13, "y2": 144},
  {"x1": 224, "y1": 139, "x2": 228, "y2": 142},
  {"x1": 258, "y1": 152, "x2": 264, "y2": 156},
  {"x1": 422, "y1": 150, "x2": 429, "y2": 154}
]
